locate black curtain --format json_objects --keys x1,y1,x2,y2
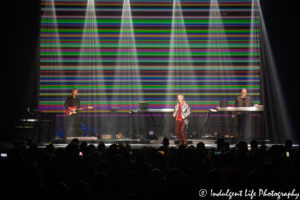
[{"x1": 260, "y1": 0, "x2": 299, "y2": 142}]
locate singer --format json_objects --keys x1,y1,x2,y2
[{"x1": 172, "y1": 94, "x2": 191, "y2": 147}]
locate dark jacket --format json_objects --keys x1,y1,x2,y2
[
  {"x1": 234, "y1": 96, "x2": 253, "y2": 114},
  {"x1": 64, "y1": 96, "x2": 80, "y2": 110}
]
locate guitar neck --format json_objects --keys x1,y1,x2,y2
[{"x1": 75, "y1": 107, "x2": 91, "y2": 111}]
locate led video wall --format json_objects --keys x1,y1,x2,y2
[{"x1": 39, "y1": 0, "x2": 260, "y2": 113}]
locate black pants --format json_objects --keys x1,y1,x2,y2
[
  {"x1": 65, "y1": 114, "x2": 79, "y2": 137},
  {"x1": 236, "y1": 113, "x2": 249, "y2": 136}
]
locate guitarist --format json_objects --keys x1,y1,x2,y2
[{"x1": 64, "y1": 88, "x2": 81, "y2": 137}]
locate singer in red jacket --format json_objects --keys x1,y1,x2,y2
[{"x1": 173, "y1": 94, "x2": 191, "y2": 146}]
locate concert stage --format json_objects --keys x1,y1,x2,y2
[
  {"x1": 8, "y1": 112, "x2": 266, "y2": 147},
  {"x1": 3, "y1": 0, "x2": 298, "y2": 152}
]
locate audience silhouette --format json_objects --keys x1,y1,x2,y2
[{"x1": 0, "y1": 139, "x2": 299, "y2": 200}]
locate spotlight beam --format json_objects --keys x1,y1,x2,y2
[
  {"x1": 79, "y1": 0, "x2": 107, "y2": 114},
  {"x1": 113, "y1": 0, "x2": 143, "y2": 113},
  {"x1": 167, "y1": 0, "x2": 195, "y2": 106},
  {"x1": 39, "y1": 0, "x2": 63, "y2": 113},
  {"x1": 259, "y1": 1, "x2": 294, "y2": 141}
]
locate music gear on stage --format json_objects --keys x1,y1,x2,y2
[{"x1": 66, "y1": 106, "x2": 93, "y2": 115}]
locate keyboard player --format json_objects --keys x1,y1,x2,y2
[{"x1": 232, "y1": 88, "x2": 254, "y2": 138}]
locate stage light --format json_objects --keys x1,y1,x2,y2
[
  {"x1": 147, "y1": 130, "x2": 158, "y2": 140},
  {"x1": 40, "y1": 0, "x2": 63, "y2": 95},
  {"x1": 247, "y1": 0, "x2": 260, "y2": 86},
  {"x1": 41, "y1": 0, "x2": 62, "y2": 59},
  {"x1": 166, "y1": 0, "x2": 195, "y2": 106},
  {"x1": 77, "y1": 0, "x2": 108, "y2": 133},
  {"x1": 113, "y1": 0, "x2": 143, "y2": 115},
  {"x1": 258, "y1": 0, "x2": 295, "y2": 141},
  {"x1": 206, "y1": 0, "x2": 233, "y2": 135}
]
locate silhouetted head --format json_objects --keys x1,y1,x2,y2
[
  {"x1": 183, "y1": 148, "x2": 198, "y2": 164},
  {"x1": 45, "y1": 143, "x2": 55, "y2": 154},
  {"x1": 166, "y1": 168, "x2": 182, "y2": 188},
  {"x1": 123, "y1": 170, "x2": 138, "y2": 186},
  {"x1": 171, "y1": 174, "x2": 193, "y2": 198},
  {"x1": 163, "y1": 137, "x2": 169, "y2": 147},
  {"x1": 217, "y1": 138, "x2": 225, "y2": 150},
  {"x1": 236, "y1": 141, "x2": 248, "y2": 155},
  {"x1": 248, "y1": 169, "x2": 263, "y2": 187},
  {"x1": 153, "y1": 152, "x2": 166, "y2": 172},
  {"x1": 66, "y1": 142, "x2": 79, "y2": 160},
  {"x1": 71, "y1": 138, "x2": 79, "y2": 146},
  {"x1": 196, "y1": 142, "x2": 205, "y2": 151},
  {"x1": 205, "y1": 169, "x2": 222, "y2": 189},
  {"x1": 285, "y1": 140, "x2": 293, "y2": 151},
  {"x1": 225, "y1": 170, "x2": 245, "y2": 190},
  {"x1": 92, "y1": 172, "x2": 111, "y2": 191},
  {"x1": 70, "y1": 181, "x2": 91, "y2": 200},
  {"x1": 118, "y1": 146, "x2": 128, "y2": 158},
  {"x1": 169, "y1": 147, "x2": 177, "y2": 157},
  {"x1": 24, "y1": 165, "x2": 42, "y2": 190},
  {"x1": 53, "y1": 183, "x2": 70, "y2": 200},
  {"x1": 251, "y1": 140, "x2": 258, "y2": 150},
  {"x1": 97, "y1": 142, "x2": 105, "y2": 152},
  {"x1": 151, "y1": 168, "x2": 164, "y2": 185},
  {"x1": 30, "y1": 185, "x2": 49, "y2": 200},
  {"x1": 178, "y1": 144, "x2": 186, "y2": 153},
  {"x1": 54, "y1": 148, "x2": 65, "y2": 158},
  {"x1": 136, "y1": 153, "x2": 146, "y2": 164},
  {"x1": 80, "y1": 142, "x2": 87, "y2": 149},
  {"x1": 88, "y1": 144, "x2": 96, "y2": 153}
]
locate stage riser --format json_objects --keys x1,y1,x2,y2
[{"x1": 54, "y1": 115, "x2": 264, "y2": 138}]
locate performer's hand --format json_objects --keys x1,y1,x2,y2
[
  {"x1": 173, "y1": 114, "x2": 176, "y2": 117},
  {"x1": 232, "y1": 115, "x2": 234, "y2": 118},
  {"x1": 182, "y1": 115, "x2": 185, "y2": 119}
]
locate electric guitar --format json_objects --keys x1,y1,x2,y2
[{"x1": 66, "y1": 106, "x2": 93, "y2": 115}]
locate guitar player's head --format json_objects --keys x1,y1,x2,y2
[
  {"x1": 241, "y1": 88, "x2": 247, "y2": 98},
  {"x1": 72, "y1": 88, "x2": 78, "y2": 97}
]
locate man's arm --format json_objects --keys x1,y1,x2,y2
[
  {"x1": 173, "y1": 104, "x2": 177, "y2": 117},
  {"x1": 64, "y1": 97, "x2": 69, "y2": 110},
  {"x1": 182, "y1": 103, "x2": 191, "y2": 119},
  {"x1": 235, "y1": 97, "x2": 238, "y2": 107},
  {"x1": 232, "y1": 97, "x2": 238, "y2": 118}
]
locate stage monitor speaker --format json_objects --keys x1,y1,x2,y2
[
  {"x1": 40, "y1": 113, "x2": 56, "y2": 143},
  {"x1": 69, "y1": 121, "x2": 82, "y2": 137}
]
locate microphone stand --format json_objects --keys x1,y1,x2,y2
[{"x1": 110, "y1": 107, "x2": 119, "y2": 139}]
